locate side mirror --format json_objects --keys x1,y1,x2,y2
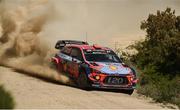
[{"x1": 120, "y1": 57, "x2": 124, "y2": 61}]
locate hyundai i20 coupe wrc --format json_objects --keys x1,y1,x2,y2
[{"x1": 52, "y1": 40, "x2": 138, "y2": 94}]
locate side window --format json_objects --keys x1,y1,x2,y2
[
  {"x1": 106, "y1": 54, "x2": 113, "y2": 60},
  {"x1": 61, "y1": 47, "x2": 71, "y2": 55},
  {"x1": 70, "y1": 48, "x2": 83, "y2": 61}
]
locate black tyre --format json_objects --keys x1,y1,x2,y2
[
  {"x1": 77, "y1": 72, "x2": 91, "y2": 90},
  {"x1": 125, "y1": 89, "x2": 134, "y2": 95}
]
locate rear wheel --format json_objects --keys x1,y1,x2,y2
[{"x1": 77, "y1": 72, "x2": 91, "y2": 90}]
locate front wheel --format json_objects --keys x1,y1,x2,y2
[
  {"x1": 77, "y1": 73, "x2": 91, "y2": 90},
  {"x1": 125, "y1": 89, "x2": 134, "y2": 95}
]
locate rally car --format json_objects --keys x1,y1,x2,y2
[{"x1": 52, "y1": 40, "x2": 138, "y2": 94}]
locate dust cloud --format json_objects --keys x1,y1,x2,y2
[{"x1": 0, "y1": 0, "x2": 70, "y2": 84}]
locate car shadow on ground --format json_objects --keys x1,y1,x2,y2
[{"x1": 89, "y1": 88, "x2": 133, "y2": 95}]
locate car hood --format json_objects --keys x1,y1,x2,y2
[{"x1": 90, "y1": 62, "x2": 132, "y2": 75}]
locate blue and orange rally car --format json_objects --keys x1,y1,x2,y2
[{"x1": 52, "y1": 40, "x2": 138, "y2": 94}]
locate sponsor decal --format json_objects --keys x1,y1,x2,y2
[{"x1": 109, "y1": 65, "x2": 118, "y2": 71}]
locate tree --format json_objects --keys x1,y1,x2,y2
[
  {"x1": 131, "y1": 8, "x2": 180, "y2": 107},
  {"x1": 132, "y1": 8, "x2": 180, "y2": 75}
]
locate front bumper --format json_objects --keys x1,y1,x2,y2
[{"x1": 88, "y1": 73, "x2": 137, "y2": 90}]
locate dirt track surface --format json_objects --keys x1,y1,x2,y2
[{"x1": 0, "y1": 66, "x2": 165, "y2": 109}]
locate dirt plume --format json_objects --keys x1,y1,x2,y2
[{"x1": 0, "y1": 0, "x2": 70, "y2": 84}]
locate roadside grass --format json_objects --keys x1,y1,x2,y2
[{"x1": 134, "y1": 66, "x2": 180, "y2": 108}]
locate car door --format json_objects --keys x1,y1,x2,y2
[
  {"x1": 59, "y1": 47, "x2": 72, "y2": 73},
  {"x1": 69, "y1": 47, "x2": 84, "y2": 78}
]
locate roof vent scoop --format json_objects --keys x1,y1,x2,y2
[{"x1": 93, "y1": 44, "x2": 101, "y2": 49}]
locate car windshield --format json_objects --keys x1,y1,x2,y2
[{"x1": 83, "y1": 50, "x2": 122, "y2": 63}]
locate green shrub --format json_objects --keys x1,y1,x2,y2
[
  {"x1": 130, "y1": 8, "x2": 180, "y2": 108},
  {"x1": 131, "y1": 8, "x2": 180, "y2": 76},
  {"x1": 138, "y1": 72, "x2": 180, "y2": 108},
  {"x1": 0, "y1": 85, "x2": 15, "y2": 109}
]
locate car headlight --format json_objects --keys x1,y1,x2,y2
[{"x1": 94, "y1": 75, "x2": 100, "y2": 80}]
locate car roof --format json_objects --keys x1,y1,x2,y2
[{"x1": 66, "y1": 44, "x2": 111, "y2": 51}]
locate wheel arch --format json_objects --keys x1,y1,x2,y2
[{"x1": 78, "y1": 63, "x2": 90, "y2": 77}]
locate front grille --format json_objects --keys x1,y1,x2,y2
[{"x1": 103, "y1": 76, "x2": 129, "y2": 85}]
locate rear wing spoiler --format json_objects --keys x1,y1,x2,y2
[{"x1": 55, "y1": 40, "x2": 88, "y2": 49}]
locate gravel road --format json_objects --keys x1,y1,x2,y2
[{"x1": 0, "y1": 66, "x2": 164, "y2": 109}]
